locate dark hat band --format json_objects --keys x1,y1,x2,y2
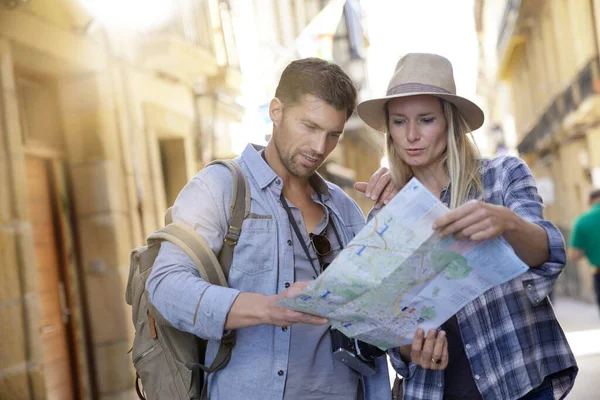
[{"x1": 386, "y1": 82, "x2": 451, "y2": 96}]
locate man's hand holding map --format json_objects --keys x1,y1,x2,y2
[{"x1": 279, "y1": 177, "x2": 529, "y2": 350}]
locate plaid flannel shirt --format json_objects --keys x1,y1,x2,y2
[{"x1": 388, "y1": 155, "x2": 578, "y2": 400}]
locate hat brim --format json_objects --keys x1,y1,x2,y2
[{"x1": 357, "y1": 92, "x2": 485, "y2": 133}]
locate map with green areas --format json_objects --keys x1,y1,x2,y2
[{"x1": 279, "y1": 178, "x2": 529, "y2": 350}]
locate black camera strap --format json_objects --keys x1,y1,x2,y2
[
  {"x1": 280, "y1": 193, "x2": 343, "y2": 279},
  {"x1": 280, "y1": 194, "x2": 320, "y2": 278},
  {"x1": 261, "y1": 149, "x2": 343, "y2": 278}
]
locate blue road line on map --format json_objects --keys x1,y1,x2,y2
[
  {"x1": 357, "y1": 245, "x2": 366, "y2": 256},
  {"x1": 301, "y1": 296, "x2": 311, "y2": 301},
  {"x1": 343, "y1": 323, "x2": 352, "y2": 328},
  {"x1": 377, "y1": 223, "x2": 389, "y2": 236},
  {"x1": 321, "y1": 291, "x2": 331, "y2": 298}
]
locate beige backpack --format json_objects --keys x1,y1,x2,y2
[{"x1": 125, "y1": 160, "x2": 250, "y2": 400}]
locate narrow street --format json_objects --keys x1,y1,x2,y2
[{"x1": 553, "y1": 296, "x2": 600, "y2": 399}]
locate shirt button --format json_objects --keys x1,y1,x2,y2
[
  {"x1": 527, "y1": 284, "x2": 533, "y2": 289},
  {"x1": 284, "y1": 282, "x2": 290, "y2": 288},
  {"x1": 277, "y1": 370, "x2": 284, "y2": 376},
  {"x1": 474, "y1": 374, "x2": 480, "y2": 380},
  {"x1": 275, "y1": 179, "x2": 281, "y2": 185},
  {"x1": 465, "y1": 344, "x2": 472, "y2": 350},
  {"x1": 534, "y1": 298, "x2": 540, "y2": 303},
  {"x1": 437, "y1": 383, "x2": 443, "y2": 388},
  {"x1": 281, "y1": 326, "x2": 288, "y2": 332},
  {"x1": 287, "y1": 239, "x2": 292, "y2": 246}
]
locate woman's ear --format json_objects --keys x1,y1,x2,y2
[{"x1": 270, "y1": 98, "x2": 283, "y2": 126}]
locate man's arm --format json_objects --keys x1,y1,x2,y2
[
  {"x1": 568, "y1": 247, "x2": 585, "y2": 262},
  {"x1": 147, "y1": 167, "x2": 239, "y2": 340},
  {"x1": 224, "y1": 283, "x2": 327, "y2": 330},
  {"x1": 568, "y1": 218, "x2": 586, "y2": 262},
  {"x1": 147, "y1": 166, "x2": 326, "y2": 340}
]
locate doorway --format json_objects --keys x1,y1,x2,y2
[
  {"x1": 25, "y1": 155, "x2": 77, "y2": 400},
  {"x1": 158, "y1": 138, "x2": 188, "y2": 207}
]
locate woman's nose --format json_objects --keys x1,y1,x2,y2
[{"x1": 406, "y1": 122, "x2": 420, "y2": 141}]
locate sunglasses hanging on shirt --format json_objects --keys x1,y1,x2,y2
[{"x1": 280, "y1": 193, "x2": 341, "y2": 278}]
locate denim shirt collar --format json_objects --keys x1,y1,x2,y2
[{"x1": 241, "y1": 143, "x2": 330, "y2": 198}]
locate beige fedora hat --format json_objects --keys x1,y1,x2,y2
[{"x1": 357, "y1": 53, "x2": 484, "y2": 132}]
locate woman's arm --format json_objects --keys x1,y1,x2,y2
[
  {"x1": 433, "y1": 156, "x2": 559, "y2": 268},
  {"x1": 434, "y1": 200, "x2": 549, "y2": 267},
  {"x1": 502, "y1": 210, "x2": 549, "y2": 267}
]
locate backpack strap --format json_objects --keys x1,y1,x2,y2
[
  {"x1": 206, "y1": 159, "x2": 250, "y2": 279},
  {"x1": 148, "y1": 159, "x2": 249, "y2": 399},
  {"x1": 147, "y1": 222, "x2": 228, "y2": 287}
]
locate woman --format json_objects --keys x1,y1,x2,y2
[{"x1": 356, "y1": 53, "x2": 577, "y2": 400}]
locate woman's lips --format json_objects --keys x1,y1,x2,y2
[{"x1": 405, "y1": 148, "x2": 425, "y2": 156}]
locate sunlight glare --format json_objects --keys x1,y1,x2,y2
[{"x1": 78, "y1": 0, "x2": 174, "y2": 31}]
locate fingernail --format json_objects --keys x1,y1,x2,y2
[
  {"x1": 439, "y1": 331, "x2": 446, "y2": 338},
  {"x1": 432, "y1": 223, "x2": 437, "y2": 229},
  {"x1": 375, "y1": 203, "x2": 381, "y2": 209},
  {"x1": 370, "y1": 195, "x2": 377, "y2": 200},
  {"x1": 384, "y1": 199, "x2": 389, "y2": 204},
  {"x1": 365, "y1": 192, "x2": 371, "y2": 198}
]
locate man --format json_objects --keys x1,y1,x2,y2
[
  {"x1": 147, "y1": 58, "x2": 392, "y2": 399},
  {"x1": 568, "y1": 189, "x2": 600, "y2": 316}
]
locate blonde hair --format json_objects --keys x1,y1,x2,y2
[{"x1": 385, "y1": 99, "x2": 483, "y2": 209}]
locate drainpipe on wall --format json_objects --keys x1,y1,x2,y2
[{"x1": 192, "y1": 90, "x2": 218, "y2": 166}]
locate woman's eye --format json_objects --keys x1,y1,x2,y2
[
  {"x1": 328, "y1": 133, "x2": 341, "y2": 139},
  {"x1": 422, "y1": 117, "x2": 435, "y2": 124},
  {"x1": 393, "y1": 119, "x2": 406, "y2": 126}
]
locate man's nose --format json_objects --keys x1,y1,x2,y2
[{"x1": 311, "y1": 132, "x2": 328, "y2": 155}]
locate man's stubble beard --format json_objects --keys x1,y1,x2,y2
[{"x1": 273, "y1": 126, "x2": 318, "y2": 179}]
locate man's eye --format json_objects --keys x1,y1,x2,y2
[{"x1": 329, "y1": 133, "x2": 342, "y2": 139}]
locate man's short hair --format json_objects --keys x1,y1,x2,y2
[
  {"x1": 275, "y1": 58, "x2": 357, "y2": 120},
  {"x1": 590, "y1": 189, "x2": 600, "y2": 203}
]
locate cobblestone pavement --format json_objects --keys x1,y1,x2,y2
[{"x1": 553, "y1": 296, "x2": 600, "y2": 399}]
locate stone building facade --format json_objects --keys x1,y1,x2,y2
[
  {"x1": 477, "y1": 0, "x2": 600, "y2": 301},
  {"x1": 0, "y1": 0, "x2": 383, "y2": 399}
]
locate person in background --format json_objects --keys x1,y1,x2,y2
[
  {"x1": 568, "y1": 189, "x2": 600, "y2": 317},
  {"x1": 354, "y1": 53, "x2": 577, "y2": 400}
]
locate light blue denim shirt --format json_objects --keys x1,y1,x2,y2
[{"x1": 147, "y1": 143, "x2": 391, "y2": 400}]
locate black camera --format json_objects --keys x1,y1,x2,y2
[{"x1": 330, "y1": 328, "x2": 385, "y2": 376}]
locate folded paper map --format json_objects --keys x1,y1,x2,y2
[{"x1": 279, "y1": 177, "x2": 529, "y2": 349}]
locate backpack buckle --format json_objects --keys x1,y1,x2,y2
[
  {"x1": 221, "y1": 331, "x2": 236, "y2": 346},
  {"x1": 224, "y1": 226, "x2": 241, "y2": 246}
]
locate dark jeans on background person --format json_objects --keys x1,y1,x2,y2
[{"x1": 595, "y1": 271, "x2": 600, "y2": 316}]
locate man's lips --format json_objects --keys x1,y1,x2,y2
[{"x1": 300, "y1": 154, "x2": 321, "y2": 167}]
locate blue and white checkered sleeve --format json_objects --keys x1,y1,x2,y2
[{"x1": 500, "y1": 156, "x2": 566, "y2": 303}]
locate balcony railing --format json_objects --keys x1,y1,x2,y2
[{"x1": 158, "y1": 0, "x2": 214, "y2": 54}]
